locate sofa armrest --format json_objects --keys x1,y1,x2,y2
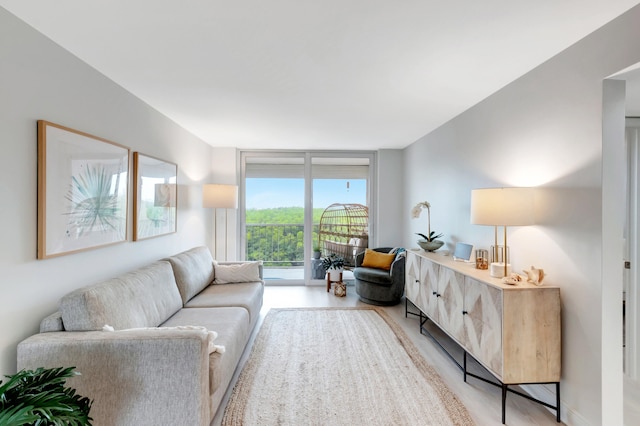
[{"x1": 17, "y1": 329, "x2": 211, "y2": 426}]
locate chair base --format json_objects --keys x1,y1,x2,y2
[{"x1": 358, "y1": 295, "x2": 401, "y2": 306}]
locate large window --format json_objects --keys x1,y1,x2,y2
[{"x1": 241, "y1": 152, "x2": 375, "y2": 285}]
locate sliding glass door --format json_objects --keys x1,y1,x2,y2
[{"x1": 241, "y1": 152, "x2": 375, "y2": 285}]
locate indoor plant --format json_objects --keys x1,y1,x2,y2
[
  {"x1": 411, "y1": 201, "x2": 444, "y2": 251},
  {"x1": 0, "y1": 366, "x2": 93, "y2": 425},
  {"x1": 321, "y1": 253, "x2": 345, "y2": 280}
]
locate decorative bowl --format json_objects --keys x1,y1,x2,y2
[{"x1": 417, "y1": 239, "x2": 444, "y2": 252}]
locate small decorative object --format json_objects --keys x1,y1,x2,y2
[
  {"x1": 37, "y1": 120, "x2": 130, "y2": 259},
  {"x1": 0, "y1": 366, "x2": 93, "y2": 425},
  {"x1": 412, "y1": 201, "x2": 444, "y2": 251},
  {"x1": 502, "y1": 273, "x2": 523, "y2": 286},
  {"x1": 133, "y1": 153, "x2": 178, "y2": 241},
  {"x1": 523, "y1": 266, "x2": 545, "y2": 285},
  {"x1": 334, "y1": 281, "x2": 346, "y2": 297},
  {"x1": 476, "y1": 249, "x2": 489, "y2": 270},
  {"x1": 453, "y1": 242, "x2": 473, "y2": 261}
]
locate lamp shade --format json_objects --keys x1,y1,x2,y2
[
  {"x1": 202, "y1": 184, "x2": 238, "y2": 209},
  {"x1": 470, "y1": 187, "x2": 534, "y2": 226}
]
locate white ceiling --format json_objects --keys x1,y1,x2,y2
[{"x1": 2, "y1": 1, "x2": 639, "y2": 150}]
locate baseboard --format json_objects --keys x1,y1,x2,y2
[{"x1": 520, "y1": 383, "x2": 589, "y2": 426}]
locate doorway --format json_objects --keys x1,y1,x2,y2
[{"x1": 607, "y1": 64, "x2": 640, "y2": 425}]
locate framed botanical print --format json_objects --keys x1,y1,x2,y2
[
  {"x1": 37, "y1": 120, "x2": 129, "y2": 258},
  {"x1": 133, "y1": 152, "x2": 177, "y2": 240}
]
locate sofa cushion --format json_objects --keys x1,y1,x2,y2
[
  {"x1": 184, "y1": 282, "x2": 264, "y2": 326},
  {"x1": 166, "y1": 246, "x2": 215, "y2": 304},
  {"x1": 40, "y1": 311, "x2": 64, "y2": 332},
  {"x1": 161, "y1": 307, "x2": 251, "y2": 396},
  {"x1": 60, "y1": 261, "x2": 183, "y2": 331},
  {"x1": 353, "y1": 267, "x2": 393, "y2": 286}
]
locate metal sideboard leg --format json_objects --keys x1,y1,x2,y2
[{"x1": 501, "y1": 384, "x2": 508, "y2": 425}]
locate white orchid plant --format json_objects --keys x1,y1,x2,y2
[{"x1": 411, "y1": 201, "x2": 443, "y2": 242}]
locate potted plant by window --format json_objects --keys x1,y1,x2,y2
[
  {"x1": 321, "y1": 253, "x2": 345, "y2": 281},
  {"x1": 0, "y1": 366, "x2": 93, "y2": 425},
  {"x1": 312, "y1": 242, "x2": 322, "y2": 260}
]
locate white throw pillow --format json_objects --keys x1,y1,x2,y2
[{"x1": 214, "y1": 262, "x2": 261, "y2": 284}]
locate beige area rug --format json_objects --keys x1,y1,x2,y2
[{"x1": 222, "y1": 307, "x2": 475, "y2": 425}]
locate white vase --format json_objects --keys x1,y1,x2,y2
[{"x1": 328, "y1": 268, "x2": 343, "y2": 281}]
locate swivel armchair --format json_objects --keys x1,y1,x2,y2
[{"x1": 353, "y1": 247, "x2": 406, "y2": 306}]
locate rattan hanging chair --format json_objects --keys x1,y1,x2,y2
[{"x1": 318, "y1": 203, "x2": 369, "y2": 267}]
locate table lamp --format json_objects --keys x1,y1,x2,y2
[{"x1": 470, "y1": 187, "x2": 534, "y2": 278}]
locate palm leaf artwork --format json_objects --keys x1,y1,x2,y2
[
  {"x1": 65, "y1": 164, "x2": 123, "y2": 236},
  {"x1": 0, "y1": 366, "x2": 92, "y2": 425}
]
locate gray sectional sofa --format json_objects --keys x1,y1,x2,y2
[{"x1": 17, "y1": 246, "x2": 264, "y2": 426}]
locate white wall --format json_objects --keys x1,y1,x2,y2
[
  {"x1": 376, "y1": 149, "x2": 404, "y2": 248},
  {"x1": 0, "y1": 9, "x2": 215, "y2": 376},
  {"x1": 402, "y1": 6, "x2": 640, "y2": 425}
]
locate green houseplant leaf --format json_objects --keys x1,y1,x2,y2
[
  {"x1": 416, "y1": 231, "x2": 443, "y2": 242},
  {"x1": 321, "y1": 253, "x2": 344, "y2": 270},
  {"x1": 0, "y1": 366, "x2": 93, "y2": 425}
]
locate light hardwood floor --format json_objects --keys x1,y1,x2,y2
[
  {"x1": 625, "y1": 376, "x2": 640, "y2": 425},
  {"x1": 212, "y1": 285, "x2": 563, "y2": 425}
]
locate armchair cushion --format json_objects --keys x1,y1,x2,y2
[
  {"x1": 361, "y1": 249, "x2": 395, "y2": 270},
  {"x1": 353, "y1": 267, "x2": 393, "y2": 286}
]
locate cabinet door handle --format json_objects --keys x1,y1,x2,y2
[
  {"x1": 415, "y1": 279, "x2": 420, "y2": 283},
  {"x1": 432, "y1": 291, "x2": 437, "y2": 295},
  {"x1": 436, "y1": 293, "x2": 441, "y2": 298},
  {"x1": 462, "y1": 310, "x2": 468, "y2": 315}
]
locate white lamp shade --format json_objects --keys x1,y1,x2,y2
[
  {"x1": 203, "y1": 184, "x2": 238, "y2": 209},
  {"x1": 470, "y1": 187, "x2": 534, "y2": 226}
]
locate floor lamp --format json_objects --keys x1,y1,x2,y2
[
  {"x1": 202, "y1": 184, "x2": 238, "y2": 260},
  {"x1": 470, "y1": 187, "x2": 534, "y2": 278}
]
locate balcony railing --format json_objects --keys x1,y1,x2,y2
[{"x1": 246, "y1": 223, "x2": 319, "y2": 267}]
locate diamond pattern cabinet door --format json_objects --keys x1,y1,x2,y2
[
  {"x1": 436, "y1": 267, "x2": 465, "y2": 342},
  {"x1": 405, "y1": 252, "x2": 423, "y2": 311},
  {"x1": 464, "y1": 277, "x2": 503, "y2": 376},
  {"x1": 421, "y1": 257, "x2": 440, "y2": 322}
]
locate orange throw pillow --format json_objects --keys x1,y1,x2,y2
[{"x1": 361, "y1": 249, "x2": 395, "y2": 270}]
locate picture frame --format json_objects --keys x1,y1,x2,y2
[
  {"x1": 37, "y1": 120, "x2": 130, "y2": 259},
  {"x1": 133, "y1": 152, "x2": 177, "y2": 241}
]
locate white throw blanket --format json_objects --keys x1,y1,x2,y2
[{"x1": 102, "y1": 324, "x2": 225, "y2": 354}]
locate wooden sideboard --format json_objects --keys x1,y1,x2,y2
[{"x1": 405, "y1": 249, "x2": 561, "y2": 422}]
